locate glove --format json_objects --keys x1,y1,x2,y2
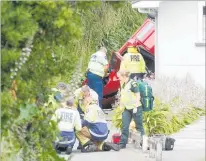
[{"x1": 133, "y1": 107, "x2": 137, "y2": 114}]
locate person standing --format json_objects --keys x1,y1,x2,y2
[
  {"x1": 119, "y1": 42, "x2": 146, "y2": 80},
  {"x1": 117, "y1": 70, "x2": 145, "y2": 149},
  {"x1": 87, "y1": 47, "x2": 109, "y2": 108}
]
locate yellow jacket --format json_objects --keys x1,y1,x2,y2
[
  {"x1": 120, "y1": 52, "x2": 146, "y2": 74},
  {"x1": 74, "y1": 88, "x2": 98, "y2": 113},
  {"x1": 120, "y1": 80, "x2": 141, "y2": 110}
]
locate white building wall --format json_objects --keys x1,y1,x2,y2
[{"x1": 157, "y1": 1, "x2": 205, "y2": 88}]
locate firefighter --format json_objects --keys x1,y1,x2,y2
[
  {"x1": 51, "y1": 96, "x2": 82, "y2": 155},
  {"x1": 117, "y1": 70, "x2": 145, "y2": 149},
  {"x1": 74, "y1": 85, "x2": 99, "y2": 150},
  {"x1": 76, "y1": 100, "x2": 120, "y2": 152},
  {"x1": 119, "y1": 41, "x2": 146, "y2": 80},
  {"x1": 74, "y1": 85, "x2": 99, "y2": 118},
  {"x1": 87, "y1": 47, "x2": 109, "y2": 108}
]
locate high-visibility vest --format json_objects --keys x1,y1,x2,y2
[
  {"x1": 120, "y1": 80, "x2": 141, "y2": 110},
  {"x1": 120, "y1": 52, "x2": 146, "y2": 74},
  {"x1": 74, "y1": 88, "x2": 99, "y2": 113},
  {"x1": 88, "y1": 51, "x2": 108, "y2": 77},
  {"x1": 84, "y1": 104, "x2": 108, "y2": 139}
]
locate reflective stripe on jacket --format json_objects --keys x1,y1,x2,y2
[{"x1": 84, "y1": 104, "x2": 108, "y2": 140}]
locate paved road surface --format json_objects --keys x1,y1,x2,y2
[{"x1": 59, "y1": 116, "x2": 205, "y2": 161}]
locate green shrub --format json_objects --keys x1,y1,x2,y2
[{"x1": 112, "y1": 76, "x2": 205, "y2": 136}]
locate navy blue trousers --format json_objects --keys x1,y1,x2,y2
[{"x1": 87, "y1": 71, "x2": 103, "y2": 108}]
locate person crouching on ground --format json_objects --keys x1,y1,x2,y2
[
  {"x1": 51, "y1": 96, "x2": 82, "y2": 155},
  {"x1": 74, "y1": 85, "x2": 99, "y2": 150},
  {"x1": 76, "y1": 98, "x2": 120, "y2": 152},
  {"x1": 117, "y1": 70, "x2": 145, "y2": 149},
  {"x1": 74, "y1": 85, "x2": 99, "y2": 119}
]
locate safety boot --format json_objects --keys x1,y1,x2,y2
[
  {"x1": 81, "y1": 143, "x2": 97, "y2": 153},
  {"x1": 77, "y1": 143, "x2": 82, "y2": 150},
  {"x1": 119, "y1": 144, "x2": 126, "y2": 149},
  {"x1": 65, "y1": 146, "x2": 73, "y2": 155},
  {"x1": 103, "y1": 142, "x2": 120, "y2": 151}
]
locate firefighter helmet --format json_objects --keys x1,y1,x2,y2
[{"x1": 127, "y1": 40, "x2": 137, "y2": 53}]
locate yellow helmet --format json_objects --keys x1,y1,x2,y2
[
  {"x1": 127, "y1": 46, "x2": 137, "y2": 53},
  {"x1": 127, "y1": 41, "x2": 137, "y2": 53}
]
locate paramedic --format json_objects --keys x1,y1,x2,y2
[
  {"x1": 87, "y1": 47, "x2": 109, "y2": 108},
  {"x1": 117, "y1": 70, "x2": 145, "y2": 149}
]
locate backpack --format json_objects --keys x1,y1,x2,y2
[{"x1": 136, "y1": 80, "x2": 154, "y2": 112}]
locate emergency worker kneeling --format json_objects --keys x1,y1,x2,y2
[
  {"x1": 51, "y1": 96, "x2": 82, "y2": 155},
  {"x1": 76, "y1": 103, "x2": 120, "y2": 152}
]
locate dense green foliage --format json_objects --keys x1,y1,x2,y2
[
  {"x1": 143, "y1": 99, "x2": 205, "y2": 135},
  {"x1": 71, "y1": 1, "x2": 145, "y2": 71},
  {"x1": 1, "y1": 1, "x2": 146, "y2": 160}
]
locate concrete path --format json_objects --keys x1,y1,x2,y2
[
  {"x1": 162, "y1": 116, "x2": 205, "y2": 161},
  {"x1": 60, "y1": 116, "x2": 205, "y2": 161}
]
